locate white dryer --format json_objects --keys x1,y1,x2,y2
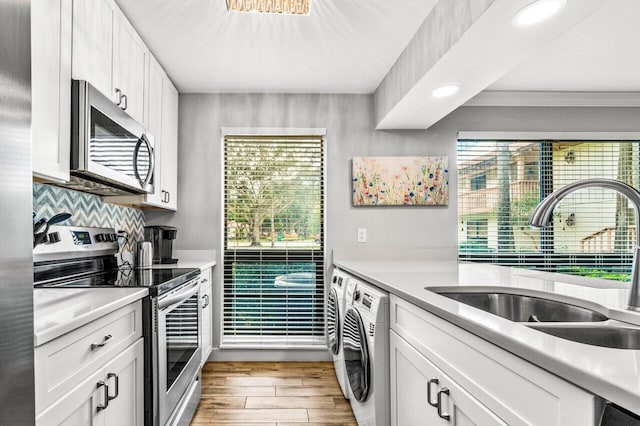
[
  {"x1": 327, "y1": 267, "x2": 350, "y2": 399},
  {"x1": 343, "y1": 277, "x2": 389, "y2": 426}
]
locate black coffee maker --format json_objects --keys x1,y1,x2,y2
[{"x1": 144, "y1": 225, "x2": 178, "y2": 264}]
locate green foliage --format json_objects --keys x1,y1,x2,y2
[{"x1": 557, "y1": 266, "x2": 630, "y2": 282}]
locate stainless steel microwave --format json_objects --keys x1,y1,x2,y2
[{"x1": 64, "y1": 80, "x2": 155, "y2": 196}]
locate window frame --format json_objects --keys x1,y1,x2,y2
[
  {"x1": 220, "y1": 127, "x2": 327, "y2": 349},
  {"x1": 457, "y1": 131, "x2": 640, "y2": 278}
]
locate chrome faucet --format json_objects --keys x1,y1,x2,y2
[{"x1": 529, "y1": 178, "x2": 640, "y2": 311}]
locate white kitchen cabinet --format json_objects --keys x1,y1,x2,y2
[
  {"x1": 32, "y1": 0, "x2": 72, "y2": 182},
  {"x1": 71, "y1": 0, "x2": 118, "y2": 102},
  {"x1": 391, "y1": 330, "x2": 506, "y2": 426},
  {"x1": 160, "y1": 76, "x2": 179, "y2": 210},
  {"x1": 106, "y1": 56, "x2": 179, "y2": 210},
  {"x1": 37, "y1": 338, "x2": 144, "y2": 426},
  {"x1": 390, "y1": 295, "x2": 596, "y2": 426},
  {"x1": 72, "y1": 0, "x2": 149, "y2": 125},
  {"x1": 200, "y1": 267, "x2": 213, "y2": 367},
  {"x1": 102, "y1": 338, "x2": 145, "y2": 426},
  {"x1": 113, "y1": 13, "x2": 149, "y2": 125}
]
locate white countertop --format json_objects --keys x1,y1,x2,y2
[
  {"x1": 34, "y1": 287, "x2": 148, "y2": 347},
  {"x1": 332, "y1": 250, "x2": 640, "y2": 414},
  {"x1": 151, "y1": 249, "x2": 216, "y2": 271}
]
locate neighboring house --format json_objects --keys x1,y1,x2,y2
[{"x1": 458, "y1": 141, "x2": 638, "y2": 254}]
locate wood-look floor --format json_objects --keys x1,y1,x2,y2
[{"x1": 192, "y1": 362, "x2": 357, "y2": 425}]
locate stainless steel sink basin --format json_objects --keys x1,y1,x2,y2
[
  {"x1": 430, "y1": 289, "x2": 608, "y2": 323},
  {"x1": 526, "y1": 322, "x2": 640, "y2": 350}
]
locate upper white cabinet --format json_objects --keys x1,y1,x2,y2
[
  {"x1": 106, "y1": 54, "x2": 179, "y2": 211},
  {"x1": 160, "y1": 77, "x2": 179, "y2": 211},
  {"x1": 71, "y1": 0, "x2": 118, "y2": 102},
  {"x1": 113, "y1": 15, "x2": 148, "y2": 125},
  {"x1": 32, "y1": 0, "x2": 72, "y2": 183},
  {"x1": 72, "y1": 0, "x2": 148, "y2": 126},
  {"x1": 144, "y1": 56, "x2": 166, "y2": 207}
]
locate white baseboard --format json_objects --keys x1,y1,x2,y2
[{"x1": 207, "y1": 348, "x2": 332, "y2": 362}]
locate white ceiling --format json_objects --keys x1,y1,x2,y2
[
  {"x1": 489, "y1": 0, "x2": 640, "y2": 92},
  {"x1": 116, "y1": 0, "x2": 438, "y2": 93}
]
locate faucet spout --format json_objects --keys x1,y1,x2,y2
[{"x1": 528, "y1": 178, "x2": 640, "y2": 311}]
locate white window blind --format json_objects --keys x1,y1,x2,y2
[
  {"x1": 223, "y1": 135, "x2": 324, "y2": 347},
  {"x1": 458, "y1": 140, "x2": 639, "y2": 281}
]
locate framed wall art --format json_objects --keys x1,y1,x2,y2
[{"x1": 352, "y1": 156, "x2": 449, "y2": 206}]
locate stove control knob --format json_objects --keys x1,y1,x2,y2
[
  {"x1": 47, "y1": 232, "x2": 61, "y2": 243},
  {"x1": 110, "y1": 234, "x2": 117, "y2": 242},
  {"x1": 354, "y1": 290, "x2": 361, "y2": 301},
  {"x1": 96, "y1": 234, "x2": 104, "y2": 242}
]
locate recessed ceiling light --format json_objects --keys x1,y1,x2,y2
[
  {"x1": 226, "y1": 0, "x2": 310, "y2": 15},
  {"x1": 512, "y1": 0, "x2": 567, "y2": 27},
  {"x1": 431, "y1": 84, "x2": 459, "y2": 99}
]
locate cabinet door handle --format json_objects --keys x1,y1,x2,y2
[
  {"x1": 96, "y1": 380, "x2": 109, "y2": 412},
  {"x1": 121, "y1": 94, "x2": 128, "y2": 111},
  {"x1": 107, "y1": 373, "x2": 119, "y2": 401},
  {"x1": 90, "y1": 334, "x2": 113, "y2": 351},
  {"x1": 202, "y1": 294, "x2": 210, "y2": 309},
  {"x1": 166, "y1": 191, "x2": 170, "y2": 203},
  {"x1": 114, "y1": 88, "x2": 122, "y2": 106},
  {"x1": 437, "y1": 387, "x2": 451, "y2": 421},
  {"x1": 427, "y1": 378, "x2": 439, "y2": 407}
]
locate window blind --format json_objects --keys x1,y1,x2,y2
[
  {"x1": 458, "y1": 140, "x2": 639, "y2": 281},
  {"x1": 223, "y1": 135, "x2": 324, "y2": 346}
]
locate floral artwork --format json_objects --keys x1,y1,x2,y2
[{"x1": 352, "y1": 156, "x2": 449, "y2": 206}]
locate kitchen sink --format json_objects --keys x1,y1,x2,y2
[
  {"x1": 526, "y1": 322, "x2": 640, "y2": 350},
  {"x1": 429, "y1": 288, "x2": 609, "y2": 323}
]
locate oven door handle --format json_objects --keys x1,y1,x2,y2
[{"x1": 158, "y1": 279, "x2": 200, "y2": 311}]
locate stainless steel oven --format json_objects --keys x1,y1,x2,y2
[
  {"x1": 67, "y1": 80, "x2": 155, "y2": 196},
  {"x1": 151, "y1": 277, "x2": 202, "y2": 426}
]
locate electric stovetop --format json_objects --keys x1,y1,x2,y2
[{"x1": 35, "y1": 266, "x2": 200, "y2": 297}]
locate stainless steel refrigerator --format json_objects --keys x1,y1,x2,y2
[{"x1": 0, "y1": 0, "x2": 35, "y2": 423}]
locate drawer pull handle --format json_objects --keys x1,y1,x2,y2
[
  {"x1": 107, "y1": 373, "x2": 119, "y2": 401},
  {"x1": 437, "y1": 387, "x2": 451, "y2": 421},
  {"x1": 427, "y1": 378, "x2": 439, "y2": 407},
  {"x1": 96, "y1": 380, "x2": 109, "y2": 411},
  {"x1": 91, "y1": 334, "x2": 113, "y2": 351}
]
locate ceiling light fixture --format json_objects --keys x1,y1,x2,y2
[
  {"x1": 431, "y1": 84, "x2": 459, "y2": 99},
  {"x1": 512, "y1": 0, "x2": 567, "y2": 27},
  {"x1": 226, "y1": 0, "x2": 310, "y2": 15}
]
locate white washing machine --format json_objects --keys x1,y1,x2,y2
[
  {"x1": 327, "y1": 267, "x2": 351, "y2": 399},
  {"x1": 343, "y1": 277, "x2": 389, "y2": 426}
]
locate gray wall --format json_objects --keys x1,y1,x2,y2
[
  {"x1": 147, "y1": 93, "x2": 456, "y2": 252},
  {"x1": 145, "y1": 94, "x2": 640, "y2": 352},
  {"x1": 147, "y1": 94, "x2": 640, "y2": 258}
]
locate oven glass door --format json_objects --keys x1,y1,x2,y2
[
  {"x1": 157, "y1": 278, "x2": 202, "y2": 425},
  {"x1": 89, "y1": 106, "x2": 154, "y2": 190},
  {"x1": 163, "y1": 288, "x2": 200, "y2": 390}
]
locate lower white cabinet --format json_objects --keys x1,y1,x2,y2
[
  {"x1": 37, "y1": 338, "x2": 144, "y2": 426},
  {"x1": 391, "y1": 330, "x2": 506, "y2": 426},
  {"x1": 390, "y1": 295, "x2": 596, "y2": 426},
  {"x1": 200, "y1": 266, "x2": 213, "y2": 367}
]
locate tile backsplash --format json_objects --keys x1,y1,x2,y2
[{"x1": 33, "y1": 183, "x2": 144, "y2": 251}]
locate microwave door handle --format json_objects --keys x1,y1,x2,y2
[{"x1": 133, "y1": 134, "x2": 154, "y2": 188}]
